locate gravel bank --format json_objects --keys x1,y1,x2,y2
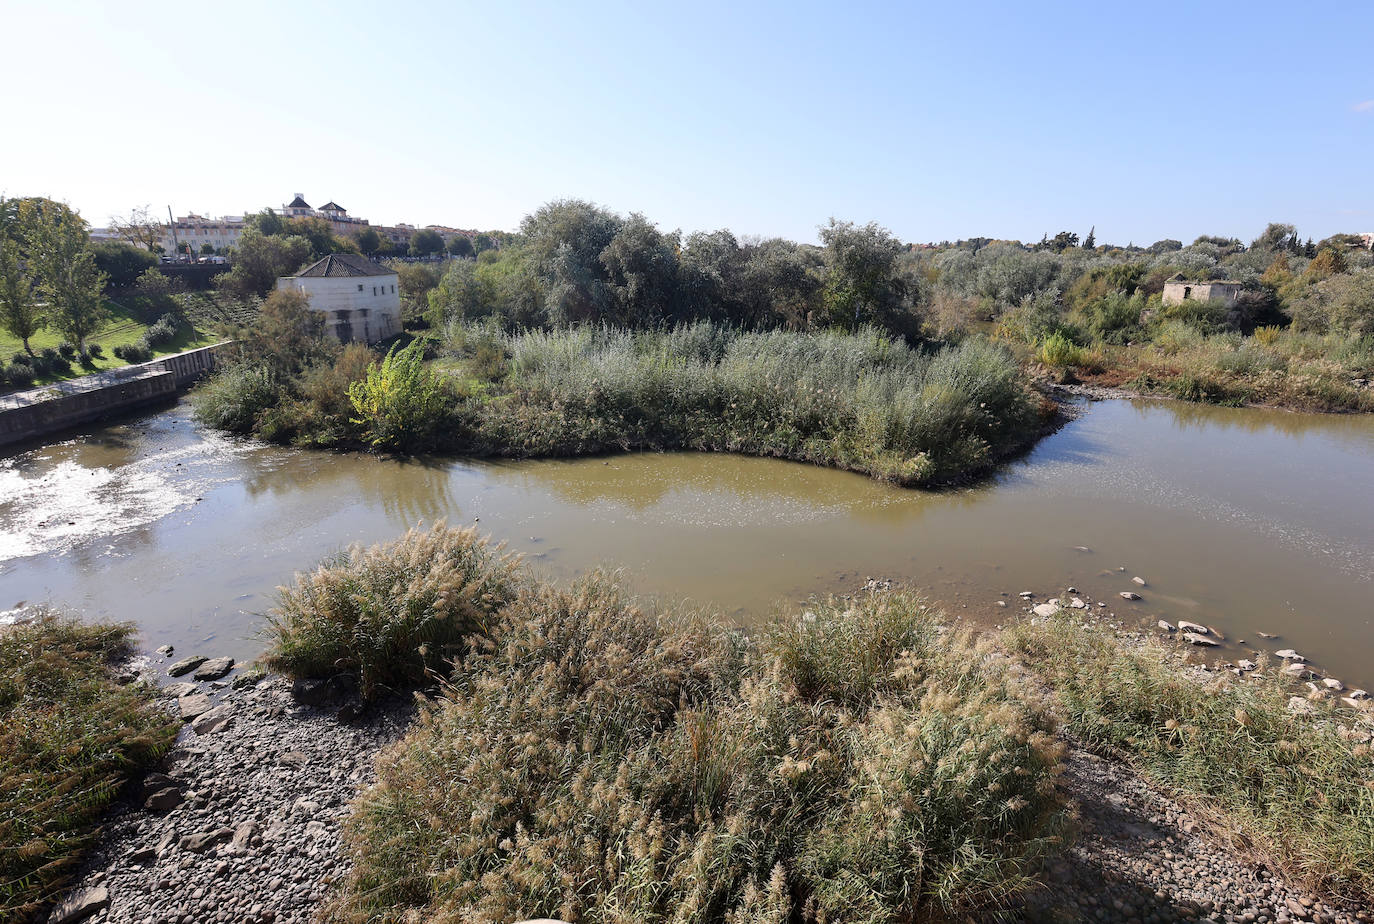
[{"x1": 51, "y1": 675, "x2": 413, "y2": 924}]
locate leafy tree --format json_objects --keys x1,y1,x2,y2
[
  {"x1": 25, "y1": 202, "x2": 108, "y2": 350},
  {"x1": 216, "y1": 229, "x2": 312, "y2": 298},
  {"x1": 428, "y1": 259, "x2": 491, "y2": 324},
  {"x1": 283, "y1": 217, "x2": 358, "y2": 259},
  {"x1": 599, "y1": 213, "x2": 681, "y2": 325},
  {"x1": 448, "y1": 235, "x2": 474, "y2": 258},
  {"x1": 347, "y1": 339, "x2": 447, "y2": 450},
  {"x1": 240, "y1": 288, "x2": 336, "y2": 376},
  {"x1": 90, "y1": 241, "x2": 158, "y2": 291},
  {"x1": 1147, "y1": 239, "x2": 1183, "y2": 255},
  {"x1": 355, "y1": 226, "x2": 383, "y2": 255},
  {"x1": 1252, "y1": 223, "x2": 1299, "y2": 253},
  {"x1": 1082, "y1": 226, "x2": 1096, "y2": 250},
  {"x1": 390, "y1": 262, "x2": 443, "y2": 321},
  {"x1": 108, "y1": 206, "x2": 165, "y2": 251},
  {"x1": 0, "y1": 236, "x2": 42, "y2": 354},
  {"x1": 472, "y1": 232, "x2": 495, "y2": 254},
  {"x1": 409, "y1": 229, "x2": 445, "y2": 257},
  {"x1": 818, "y1": 219, "x2": 908, "y2": 330},
  {"x1": 245, "y1": 208, "x2": 286, "y2": 237},
  {"x1": 520, "y1": 200, "x2": 622, "y2": 324}
]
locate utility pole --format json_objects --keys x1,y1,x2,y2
[{"x1": 168, "y1": 205, "x2": 179, "y2": 258}]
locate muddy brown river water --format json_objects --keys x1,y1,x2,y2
[{"x1": 1, "y1": 397, "x2": 1372, "y2": 688}]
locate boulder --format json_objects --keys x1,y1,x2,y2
[
  {"x1": 1119, "y1": 592, "x2": 1141, "y2": 600},
  {"x1": 47, "y1": 886, "x2": 109, "y2": 924},
  {"x1": 1132, "y1": 576, "x2": 1146, "y2": 586},
  {"x1": 1032, "y1": 603, "x2": 1059, "y2": 618},
  {"x1": 193, "y1": 657, "x2": 234, "y2": 681},
  {"x1": 1237, "y1": 660, "x2": 1257, "y2": 671},
  {"x1": 144, "y1": 787, "x2": 184, "y2": 813},
  {"x1": 180, "y1": 828, "x2": 234, "y2": 853},
  {"x1": 164, "y1": 681, "x2": 198, "y2": 698},
  {"x1": 1183, "y1": 632, "x2": 1218, "y2": 647},
  {"x1": 1068, "y1": 597, "x2": 1087, "y2": 609},
  {"x1": 230, "y1": 821, "x2": 259, "y2": 854},
  {"x1": 1275, "y1": 649, "x2": 1305, "y2": 662},
  {"x1": 1158, "y1": 620, "x2": 1176, "y2": 632},
  {"x1": 1177, "y1": 620, "x2": 1208, "y2": 634},
  {"x1": 167, "y1": 655, "x2": 207, "y2": 677},
  {"x1": 1322, "y1": 677, "x2": 1344, "y2": 691},
  {"x1": 178, "y1": 692, "x2": 213, "y2": 721},
  {"x1": 1287, "y1": 696, "x2": 1317, "y2": 716},
  {"x1": 191, "y1": 704, "x2": 233, "y2": 736},
  {"x1": 155, "y1": 645, "x2": 174, "y2": 656}
]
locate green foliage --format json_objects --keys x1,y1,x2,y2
[
  {"x1": 265, "y1": 522, "x2": 521, "y2": 700},
  {"x1": 89, "y1": 240, "x2": 157, "y2": 291},
  {"x1": 1007, "y1": 615, "x2": 1374, "y2": 903},
  {"x1": 347, "y1": 339, "x2": 449, "y2": 450},
  {"x1": 215, "y1": 229, "x2": 311, "y2": 298},
  {"x1": 409, "y1": 228, "x2": 445, "y2": 257},
  {"x1": 0, "y1": 236, "x2": 42, "y2": 354},
  {"x1": 23, "y1": 202, "x2": 107, "y2": 350},
  {"x1": 191, "y1": 363, "x2": 285, "y2": 432},
  {"x1": 0, "y1": 616, "x2": 177, "y2": 922},
  {"x1": 1036, "y1": 330, "x2": 1086, "y2": 368},
  {"x1": 325, "y1": 582, "x2": 1067, "y2": 923}
]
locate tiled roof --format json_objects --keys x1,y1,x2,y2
[
  {"x1": 287, "y1": 195, "x2": 311, "y2": 209},
  {"x1": 294, "y1": 253, "x2": 393, "y2": 278},
  {"x1": 318, "y1": 201, "x2": 346, "y2": 212}
]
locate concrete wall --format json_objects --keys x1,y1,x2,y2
[
  {"x1": 1161, "y1": 282, "x2": 1242, "y2": 308},
  {"x1": 277, "y1": 274, "x2": 401, "y2": 343},
  {"x1": 0, "y1": 343, "x2": 230, "y2": 449}
]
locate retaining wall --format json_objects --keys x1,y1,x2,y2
[{"x1": 0, "y1": 342, "x2": 232, "y2": 448}]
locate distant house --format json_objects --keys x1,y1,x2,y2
[
  {"x1": 1359, "y1": 232, "x2": 1374, "y2": 250},
  {"x1": 276, "y1": 253, "x2": 400, "y2": 344},
  {"x1": 1160, "y1": 276, "x2": 1243, "y2": 308}
]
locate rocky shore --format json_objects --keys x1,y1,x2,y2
[{"x1": 48, "y1": 594, "x2": 1370, "y2": 924}]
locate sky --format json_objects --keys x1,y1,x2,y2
[{"x1": 2, "y1": 0, "x2": 1371, "y2": 247}]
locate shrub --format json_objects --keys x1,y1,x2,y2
[
  {"x1": 143, "y1": 313, "x2": 180, "y2": 347},
  {"x1": 1006, "y1": 614, "x2": 1374, "y2": 903},
  {"x1": 86, "y1": 343, "x2": 104, "y2": 359},
  {"x1": 1036, "y1": 330, "x2": 1086, "y2": 367},
  {"x1": 112, "y1": 343, "x2": 154, "y2": 364},
  {"x1": 347, "y1": 339, "x2": 450, "y2": 451},
  {"x1": 265, "y1": 522, "x2": 521, "y2": 700},
  {"x1": 5, "y1": 363, "x2": 36, "y2": 389},
  {"x1": 10, "y1": 352, "x2": 30, "y2": 366},
  {"x1": 190, "y1": 364, "x2": 285, "y2": 433},
  {"x1": 326, "y1": 582, "x2": 1068, "y2": 923},
  {"x1": 1253, "y1": 325, "x2": 1283, "y2": 346},
  {"x1": 56, "y1": 342, "x2": 77, "y2": 360},
  {"x1": 0, "y1": 616, "x2": 177, "y2": 921}
]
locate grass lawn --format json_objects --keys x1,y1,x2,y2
[{"x1": 0, "y1": 299, "x2": 218, "y2": 390}]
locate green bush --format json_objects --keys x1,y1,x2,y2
[
  {"x1": 0, "y1": 616, "x2": 177, "y2": 922},
  {"x1": 143, "y1": 313, "x2": 180, "y2": 348},
  {"x1": 4, "y1": 363, "x2": 36, "y2": 389},
  {"x1": 190, "y1": 364, "x2": 285, "y2": 433},
  {"x1": 346, "y1": 339, "x2": 449, "y2": 451},
  {"x1": 265, "y1": 522, "x2": 521, "y2": 700},
  {"x1": 1006, "y1": 614, "x2": 1374, "y2": 903},
  {"x1": 112, "y1": 342, "x2": 153, "y2": 363},
  {"x1": 325, "y1": 582, "x2": 1068, "y2": 923},
  {"x1": 1035, "y1": 330, "x2": 1086, "y2": 367}
]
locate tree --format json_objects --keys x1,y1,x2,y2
[
  {"x1": 448, "y1": 235, "x2": 474, "y2": 258},
  {"x1": 25, "y1": 202, "x2": 107, "y2": 350},
  {"x1": 108, "y1": 206, "x2": 165, "y2": 252},
  {"x1": 1082, "y1": 226, "x2": 1096, "y2": 250},
  {"x1": 409, "y1": 229, "x2": 445, "y2": 257},
  {"x1": 598, "y1": 213, "x2": 681, "y2": 325},
  {"x1": 216, "y1": 229, "x2": 312, "y2": 298},
  {"x1": 241, "y1": 288, "x2": 337, "y2": 376},
  {"x1": 472, "y1": 232, "x2": 495, "y2": 254},
  {"x1": 0, "y1": 236, "x2": 42, "y2": 354},
  {"x1": 818, "y1": 219, "x2": 908, "y2": 330},
  {"x1": 355, "y1": 226, "x2": 383, "y2": 255},
  {"x1": 90, "y1": 240, "x2": 158, "y2": 291}
]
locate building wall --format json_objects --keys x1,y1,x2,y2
[
  {"x1": 277, "y1": 274, "x2": 401, "y2": 344},
  {"x1": 1161, "y1": 281, "x2": 1242, "y2": 308},
  {"x1": 160, "y1": 217, "x2": 244, "y2": 255}
]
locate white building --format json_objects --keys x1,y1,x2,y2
[
  {"x1": 277, "y1": 253, "x2": 401, "y2": 344},
  {"x1": 160, "y1": 214, "x2": 245, "y2": 255},
  {"x1": 1161, "y1": 277, "x2": 1244, "y2": 308}
]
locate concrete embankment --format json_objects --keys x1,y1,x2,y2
[{"x1": 0, "y1": 343, "x2": 230, "y2": 448}]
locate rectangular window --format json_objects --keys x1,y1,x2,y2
[
  {"x1": 373, "y1": 286, "x2": 377, "y2": 296},
  {"x1": 357, "y1": 284, "x2": 364, "y2": 292},
  {"x1": 391, "y1": 285, "x2": 395, "y2": 294}
]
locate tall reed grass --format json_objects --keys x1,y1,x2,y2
[
  {"x1": 0, "y1": 616, "x2": 177, "y2": 922},
  {"x1": 1006, "y1": 614, "x2": 1374, "y2": 903},
  {"x1": 324, "y1": 583, "x2": 1068, "y2": 924},
  {"x1": 468, "y1": 323, "x2": 1045, "y2": 485}
]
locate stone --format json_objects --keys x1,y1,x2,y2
[
  {"x1": 1287, "y1": 696, "x2": 1317, "y2": 716},
  {"x1": 1177, "y1": 620, "x2": 1208, "y2": 634},
  {"x1": 995, "y1": 600, "x2": 1007, "y2": 607},
  {"x1": 1132, "y1": 576, "x2": 1147, "y2": 585},
  {"x1": 156, "y1": 644, "x2": 174, "y2": 656},
  {"x1": 1158, "y1": 620, "x2": 1176, "y2": 631},
  {"x1": 1351, "y1": 688, "x2": 1370, "y2": 700},
  {"x1": 230, "y1": 821, "x2": 259, "y2": 853},
  {"x1": 1032, "y1": 603, "x2": 1059, "y2": 618},
  {"x1": 167, "y1": 655, "x2": 208, "y2": 677},
  {"x1": 193, "y1": 656, "x2": 235, "y2": 681},
  {"x1": 293, "y1": 797, "x2": 320, "y2": 816},
  {"x1": 1283, "y1": 662, "x2": 1312, "y2": 678},
  {"x1": 179, "y1": 828, "x2": 234, "y2": 853},
  {"x1": 164, "y1": 681, "x2": 199, "y2": 698},
  {"x1": 1184, "y1": 632, "x2": 1218, "y2": 647},
  {"x1": 1322, "y1": 677, "x2": 1344, "y2": 691},
  {"x1": 192, "y1": 704, "x2": 234, "y2": 736},
  {"x1": 278, "y1": 750, "x2": 308, "y2": 768},
  {"x1": 47, "y1": 885, "x2": 109, "y2": 923},
  {"x1": 1119, "y1": 591, "x2": 1141, "y2": 600},
  {"x1": 1019, "y1": 591, "x2": 1034, "y2": 598},
  {"x1": 144, "y1": 787, "x2": 184, "y2": 813},
  {"x1": 1069, "y1": 597, "x2": 1087, "y2": 609},
  {"x1": 1256, "y1": 631, "x2": 1278, "y2": 639},
  {"x1": 1275, "y1": 649, "x2": 1305, "y2": 662},
  {"x1": 179, "y1": 692, "x2": 213, "y2": 721},
  {"x1": 1237, "y1": 659, "x2": 1257, "y2": 671},
  {"x1": 127, "y1": 845, "x2": 157, "y2": 864}
]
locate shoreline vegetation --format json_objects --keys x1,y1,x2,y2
[
  {"x1": 260, "y1": 524, "x2": 1372, "y2": 922},
  {"x1": 194, "y1": 319, "x2": 1055, "y2": 487},
  {"x1": 0, "y1": 616, "x2": 176, "y2": 922}
]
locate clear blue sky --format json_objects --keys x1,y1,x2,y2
[{"x1": 2, "y1": 0, "x2": 1370, "y2": 246}]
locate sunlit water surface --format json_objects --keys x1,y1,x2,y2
[{"x1": 2, "y1": 399, "x2": 1371, "y2": 687}]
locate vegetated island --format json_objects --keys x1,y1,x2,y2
[{"x1": 17, "y1": 523, "x2": 1374, "y2": 924}]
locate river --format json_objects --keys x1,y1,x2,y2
[{"x1": 2, "y1": 398, "x2": 1372, "y2": 688}]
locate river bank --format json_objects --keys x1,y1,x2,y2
[{"x1": 44, "y1": 581, "x2": 1374, "y2": 924}]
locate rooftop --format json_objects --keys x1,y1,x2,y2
[{"x1": 293, "y1": 253, "x2": 394, "y2": 278}]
